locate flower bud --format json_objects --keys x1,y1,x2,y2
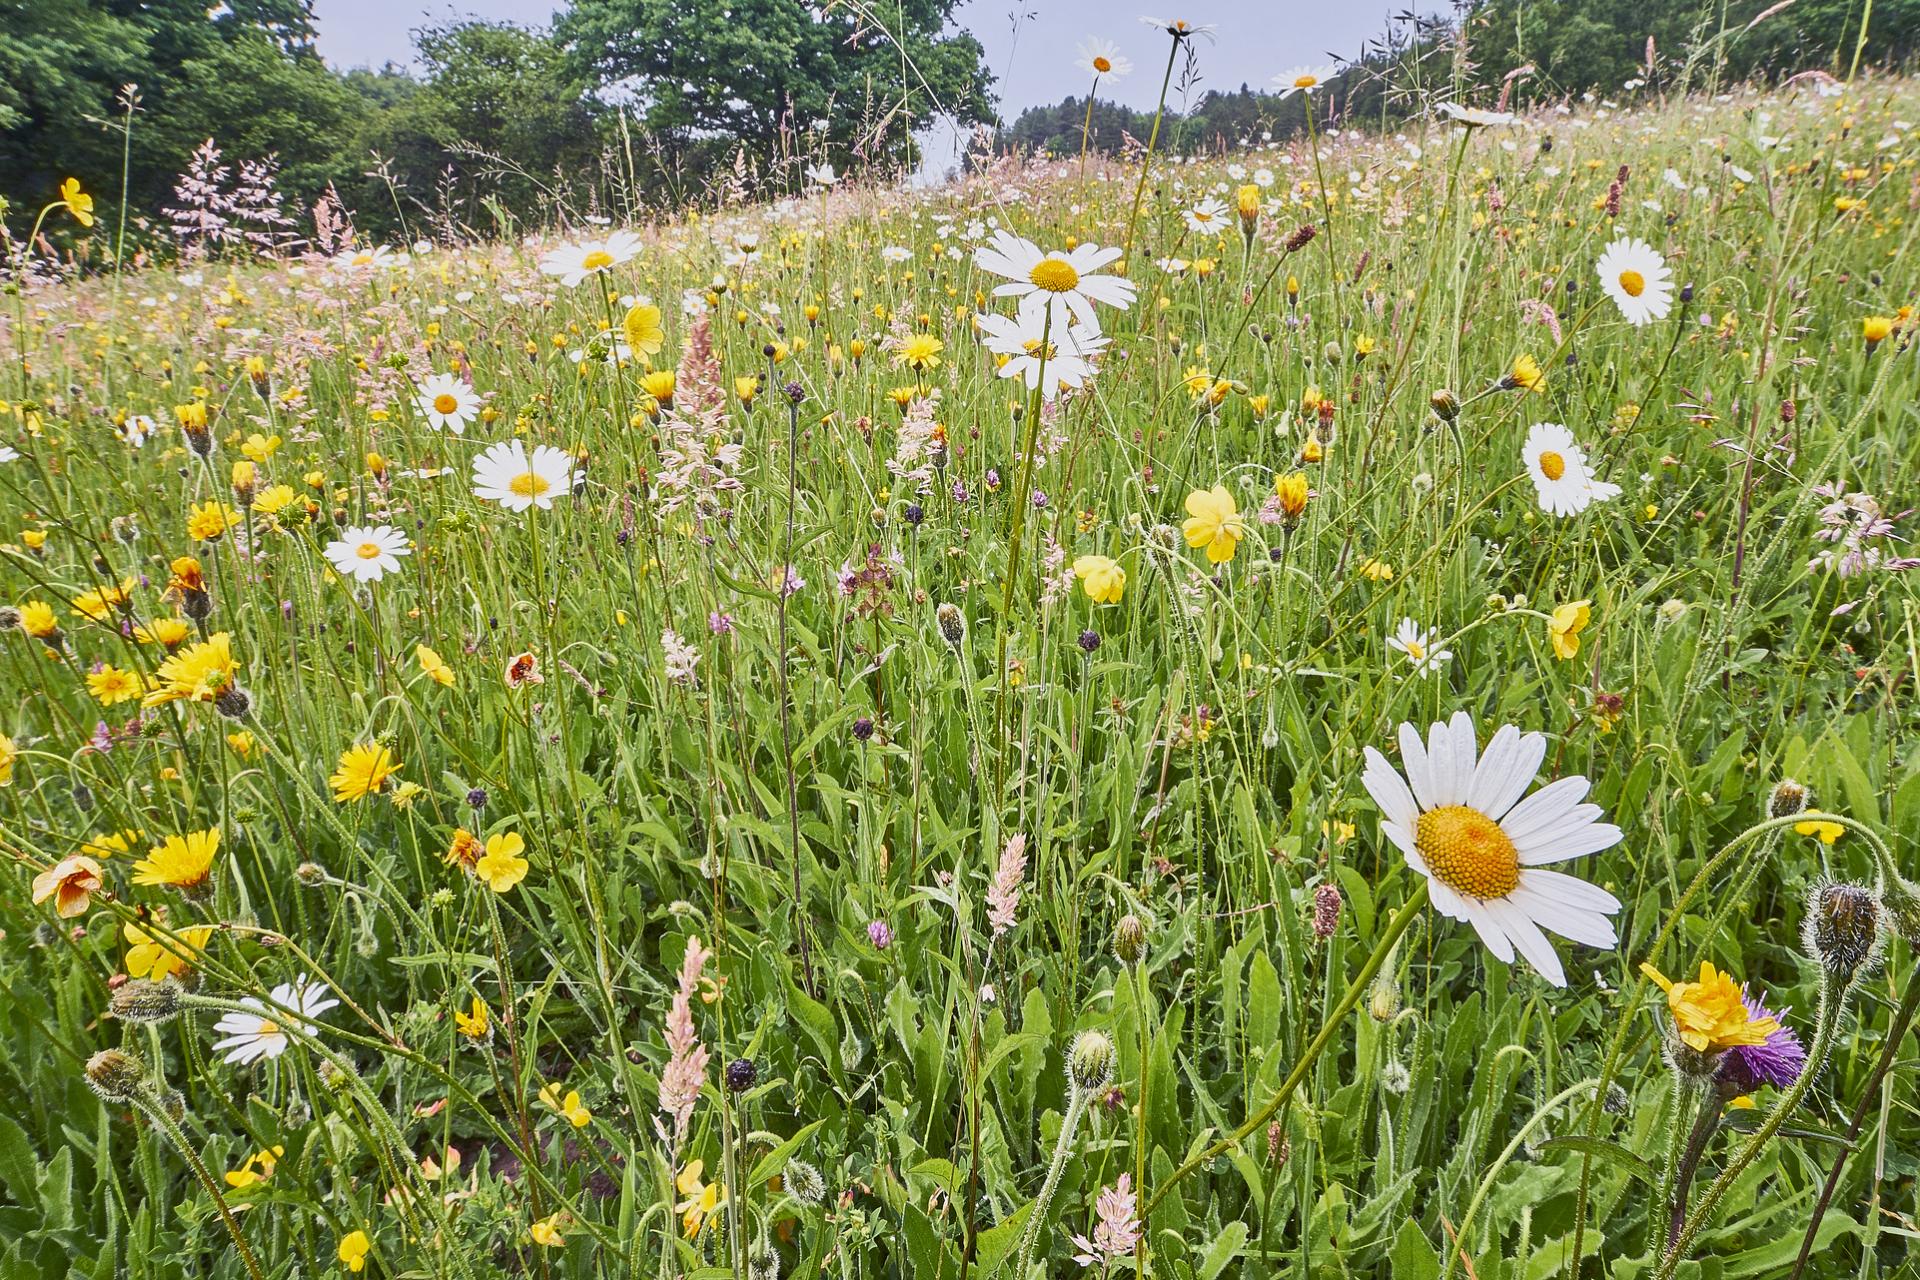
[
  {"x1": 1767, "y1": 778, "x2": 1809, "y2": 818},
  {"x1": 214, "y1": 684, "x2": 253, "y2": 721},
  {"x1": 1112, "y1": 914, "x2": 1148, "y2": 966},
  {"x1": 1803, "y1": 880, "x2": 1884, "y2": 980},
  {"x1": 108, "y1": 979, "x2": 182, "y2": 1025},
  {"x1": 1429, "y1": 389, "x2": 1460, "y2": 422},
  {"x1": 936, "y1": 602, "x2": 965, "y2": 649},
  {"x1": 84, "y1": 1048, "x2": 149, "y2": 1102},
  {"x1": 1067, "y1": 1030, "x2": 1115, "y2": 1094}
]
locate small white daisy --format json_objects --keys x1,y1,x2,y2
[
  {"x1": 974, "y1": 311, "x2": 1109, "y2": 400},
  {"x1": 120, "y1": 415, "x2": 156, "y2": 448},
  {"x1": 472, "y1": 439, "x2": 576, "y2": 513},
  {"x1": 1595, "y1": 236, "x2": 1674, "y2": 326},
  {"x1": 1361, "y1": 712, "x2": 1624, "y2": 987},
  {"x1": 538, "y1": 229, "x2": 642, "y2": 288},
  {"x1": 323, "y1": 525, "x2": 412, "y2": 583},
  {"x1": 1077, "y1": 38, "x2": 1133, "y2": 79},
  {"x1": 1182, "y1": 198, "x2": 1230, "y2": 234},
  {"x1": 1437, "y1": 101, "x2": 1516, "y2": 128},
  {"x1": 211, "y1": 974, "x2": 340, "y2": 1066},
  {"x1": 416, "y1": 372, "x2": 482, "y2": 434},
  {"x1": 1274, "y1": 63, "x2": 1340, "y2": 99},
  {"x1": 0, "y1": 446, "x2": 18, "y2": 464},
  {"x1": 1386, "y1": 617, "x2": 1453, "y2": 678},
  {"x1": 1523, "y1": 422, "x2": 1621, "y2": 517},
  {"x1": 972, "y1": 231, "x2": 1136, "y2": 335}
]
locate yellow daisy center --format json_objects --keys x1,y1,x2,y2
[
  {"x1": 1295, "y1": 74, "x2": 1319, "y2": 89},
  {"x1": 1618, "y1": 269, "x2": 1645, "y2": 298},
  {"x1": 256, "y1": 1018, "x2": 279, "y2": 1037},
  {"x1": 582, "y1": 249, "x2": 614, "y2": 271},
  {"x1": 1404, "y1": 639, "x2": 1425, "y2": 660},
  {"x1": 433, "y1": 393, "x2": 459, "y2": 414},
  {"x1": 355, "y1": 541, "x2": 382, "y2": 560},
  {"x1": 1093, "y1": 56, "x2": 1111, "y2": 72},
  {"x1": 1538, "y1": 450, "x2": 1566, "y2": 481},
  {"x1": 1029, "y1": 258, "x2": 1080, "y2": 293},
  {"x1": 1416, "y1": 804, "x2": 1521, "y2": 900},
  {"x1": 510, "y1": 471, "x2": 552, "y2": 497}
]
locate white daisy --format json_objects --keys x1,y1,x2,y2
[
  {"x1": 1437, "y1": 101, "x2": 1516, "y2": 128},
  {"x1": 211, "y1": 974, "x2": 340, "y2": 1066},
  {"x1": 472, "y1": 439, "x2": 576, "y2": 513},
  {"x1": 416, "y1": 372, "x2": 481, "y2": 434},
  {"x1": 1274, "y1": 63, "x2": 1340, "y2": 99},
  {"x1": 538, "y1": 229, "x2": 642, "y2": 288},
  {"x1": 331, "y1": 244, "x2": 403, "y2": 273},
  {"x1": 0, "y1": 446, "x2": 18, "y2": 464},
  {"x1": 805, "y1": 162, "x2": 841, "y2": 187},
  {"x1": 1361, "y1": 712, "x2": 1624, "y2": 987},
  {"x1": 975, "y1": 311, "x2": 1109, "y2": 400},
  {"x1": 1077, "y1": 38, "x2": 1133, "y2": 79},
  {"x1": 1182, "y1": 198, "x2": 1231, "y2": 234},
  {"x1": 972, "y1": 230, "x2": 1136, "y2": 335},
  {"x1": 1386, "y1": 617, "x2": 1453, "y2": 678},
  {"x1": 120, "y1": 415, "x2": 156, "y2": 448},
  {"x1": 1523, "y1": 422, "x2": 1621, "y2": 517},
  {"x1": 1594, "y1": 236, "x2": 1674, "y2": 326},
  {"x1": 323, "y1": 525, "x2": 412, "y2": 583}
]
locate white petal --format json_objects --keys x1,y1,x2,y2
[
  {"x1": 1498, "y1": 776, "x2": 1591, "y2": 844},
  {"x1": 1360, "y1": 747, "x2": 1420, "y2": 829},
  {"x1": 1487, "y1": 898, "x2": 1567, "y2": 986},
  {"x1": 1398, "y1": 721, "x2": 1437, "y2": 810},
  {"x1": 1510, "y1": 884, "x2": 1618, "y2": 947},
  {"x1": 1521, "y1": 867, "x2": 1623, "y2": 914},
  {"x1": 1469, "y1": 726, "x2": 1547, "y2": 819},
  {"x1": 1516, "y1": 820, "x2": 1624, "y2": 865},
  {"x1": 1460, "y1": 899, "x2": 1516, "y2": 963}
]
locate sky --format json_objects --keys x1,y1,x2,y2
[{"x1": 309, "y1": 1, "x2": 1394, "y2": 179}]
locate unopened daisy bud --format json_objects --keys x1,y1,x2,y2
[
  {"x1": 1067, "y1": 1029, "x2": 1115, "y2": 1094},
  {"x1": 84, "y1": 1048, "x2": 149, "y2": 1102},
  {"x1": 1766, "y1": 778, "x2": 1809, "y2": 818},
  {"x1": 108, "y1": 979, "x2": 183, "y2": 1025},
  {"x1": 936, "y1": 602, "x2": 965, "y2": 649},
  {"x1": 1367, "y1": 970, "x2": 1400, "y2": 1021},
  {"x1": 1803, "y1": 880, "x2": 1884, "y2": 981},
  {"x1": 1429, "y1": 388, "x2": 1460, "y2": 421},
  {"x1": 1112, "y1": 914, "x2": 1148, "y2": 966},
  {"x1": 294, "y1": 861, "x2": 328, "y2": 887}
]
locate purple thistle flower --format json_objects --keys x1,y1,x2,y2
[{"x1": 1719, "y1": 990, "x2": 1806, "y2": 1092}]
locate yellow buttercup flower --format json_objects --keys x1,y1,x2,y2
[
  {"x1": 415, "y1": 644, "x2": 456, "y2": 687},
  {"x1": 474, "y1": 831, "x2": 529, "y2": 893},
  {"x1": 1548, "y1": 599, "x2": 1591, "y2": 660},
  {"x1": 1072, "y1": 554, "x2": 1126, "y2": 605},
  {"x1": 224, "y1": 1145, "x2": 285, "y2": 1189},
  {"x1": 60, "y1": 177, "x2": 94, "y2": 228},
  {"x1": 123, "y1": 920, "x2": 215, "y2": 981},
  {"x1": 539, "y1": 1081, "x2": 591, "y2": 1127},
  {"x1": 1794, "y1": 819, "x2": 1843, "y2": 845},
  {"x1": 623, "y1": 303, "x2": 665, "y2": 361},
  {"x1": 1182, "y1": 484, "x2": 1246, "y2": 564}
]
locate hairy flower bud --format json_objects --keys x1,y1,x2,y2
[
  {"x1": 84, "y1": 1048, "x2": 149, "y2": 1102},
  {"x1": 1112, "y1": 914, "x2": 1148, "y2": 966},
  {"x1": 108, "y1": 979, "x2": 182, "y2": 1025},
  {"x1": 1767, "y1": 778, "x2": 1809, "y2": 819},
  {"x1": 1429, "y1": 389, "x2": 1460, "y2": 422},
  {"x1": 1803, "y1": 880, "x2": 1884, "y2": 981},
  {"x1": 936, "y1": 602, "x2": 965, "y2": 649},
  {"x1": 1067, "y1": 1030, "x2": 1115, "y2": 1094}
]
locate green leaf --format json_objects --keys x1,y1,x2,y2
[
  {"x1": 745, "y1": 1118, "x2": 826, "y2": 1186},
  {"x1": 1536, "y1": 1135, "x2": 1657, "y2": 1185}
]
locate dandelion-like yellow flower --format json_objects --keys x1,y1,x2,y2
[
  {"x1": 87, "y1": 665, "x2": 143, "y2": 706},
  {"x1": 1639, "y1": 961, "x2": 1780, "y2": 1053},
  {"x1": 143, "y1": 632, "x2": 236, "y2": 706},
  {"x1": 186, "y1": 502, "x2": 241, "y2": 542},
  {"x1": 330, "y1": 743, "x2": 400, "y2": 803},
  {"x1": 132, "y1": 828, "x2": 220, "y2": 891},
  {"x1": 1506, "y1": 353, "x2": 1546, "y2": 394}
]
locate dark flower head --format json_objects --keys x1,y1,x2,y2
[{"x1": 1718, "y1": 990, "x2": 1806, "y2": 1092}]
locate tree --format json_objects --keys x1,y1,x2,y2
[{"x1": 556, "y1": 0, "x2": 994, "y2": 184}]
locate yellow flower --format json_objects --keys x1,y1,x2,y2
[
  {"x1": 60, "y1": 177, "x2": 94, "y2": 227},
  {"x1": 187, "y1": 501, "x2": 241, "y2": 541},
  {"x1": 338, "y1": 1229, "x2": 370, "y2": 1273},
  {"x1": 134, "y1": 616, "x2": 192, "y2": 649},
  {"x1": 0, "y1": 734, "x2": 14, "y2": 787},
  {"x1": 894, "y1": 333, "x2": 944, "y2": 371},
  {"x1": 252, "y1": 484, "x2": 297, "y2": 515},
  {"x1": 1072, "y1": 554, "x2": 1126, "y2": 605},
  {"x1": 1507, "y1": 352, "x2": 1546, "y2": 393},
  {"x1": 539, "y1": 1082, "x2": 591, "y2": 1128},
  {"x1": 330, "y1": 743, "x2": 400, "y2": 803},
  {"x1": 143, "y1": 632, "x2": 237, "y2": 706},
  {"x1": 454, "y1": 996, "x2": 490, "y2": 1040},
  {"x1": 1794, "y1": 819, "x2": 1844, "y2": 845},
  {"x1": 623, "y1": 303, "x2": 665, "y2": 361},
  {"x1": 1274, "y1": 471, "x2": 1310, "y2": 522},
  {"x1": 1182, "y1": 484, "x2": 1246, "y2": 564},
  {"x1": 71, "y1": 579, "x2": 134, "y2": 621},
  {"x1": 32, "y1": 854, "x2": 104, "y2": 918},
  {"x1": 641, "y1": 369, "x2": 677, "y2": 405},
  {"x1": 530, "y1": 1212, "x2": 569, "y2": 1247},
  {"x1": 1639, "y1": 961, "x2": 1780, "y2": 1053},
  {"x1": 1863, "y1": 315, "x2": 1894, "y2": 346},
  {"x1": 20, "y1": 529, "x2": 46, "y2": 550},
  {"x1": 83, "y1": 828, "x2": 141, "y2": 858},
  {"x1": 227, "y1": 730, "x2": 256, "y2": 757},
  {"x1": 735, "y1": 376, "x2": 760, "y2": 404},
  {"x1": 1548, "y1": 599, "x2": 1591, "y2": 661},
  {"x1": 224, "y1": 1145, "x2": 284, "y2": 1189},
  {"x1": 240, "y1": 432, "x2": 282, "y2": 463},
  {"x1": 133, "y1": 828, "x2": 220, "y2": 891},
  {"x1": 87, "y1": 665, "x2": 143, "y2": 706},
  {"x1": 123, "y1": 920, "x2": 215, "y2": 981},
  {"x1": 1236, "y1": 183, "x2": 1262, "y2": 223},
  {"x1": 475, "y1": 831, "x2": 529, "y2": 893},
  {"x1": 19, "y1": 600, "x2": 60, "y2": 639},
  {"x1": 415, "y1": 644, "x2": 456, "y2": 687},
  {"x1": 1358, "y1": 557, "x2": 1394, "y2": 582},
  {"x1": 675, "y1": 1160, "x2": 728, "y2": 1237}
]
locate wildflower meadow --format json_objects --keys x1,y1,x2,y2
[{"x1": 2, "y1": 14, "x2": 1919, "y2": 1280}]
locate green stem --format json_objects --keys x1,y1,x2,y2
[{"x1": 1013, "y1": 1085, "x2": 1089, "y2": 1280}]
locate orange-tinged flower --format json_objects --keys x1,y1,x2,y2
[{"x1": 32, "y1": 854, "x2": 103, "y2": 917}]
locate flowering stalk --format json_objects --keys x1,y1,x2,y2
[
  {"x1": 1121, "y1": 35, "x2": 1180, "y2": 268},
  {"x1": 135, "y1": 1093, "x2": 268, "y2": 1280},
  {"x1": 992, "y1": 308, "x2": 1052, "y2": 765},
  {"x1": 1013, "y1": 1085, "x2": 1090, "y2": 1280}
]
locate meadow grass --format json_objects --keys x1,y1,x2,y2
[{"x1": 1, "y1": 68, "x2": 1918, "y2": 1280}]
